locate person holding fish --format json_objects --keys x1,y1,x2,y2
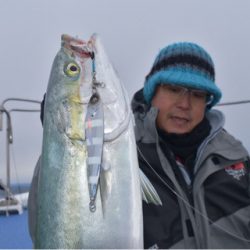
[{"x1": 132, "y1": 41, "x2": 250, "y2": 248}]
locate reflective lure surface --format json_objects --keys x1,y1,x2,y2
[
  {"x1": 35, "y1": 34, "x2": 143, "y2": 248},
  {"x1": 85, "y1": 92, "x2": 104, "y2": 212}
]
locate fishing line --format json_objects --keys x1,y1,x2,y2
[{"x1": 137, "y1": 146, "x2": 250, "y2": 243}]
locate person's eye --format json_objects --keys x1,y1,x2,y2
[
  {"x1": 168, "y1": 86, "x2": 182, "y2": 93},
  {"x1": 192, "y1": 91, "x2": 207, "y2": 99}
]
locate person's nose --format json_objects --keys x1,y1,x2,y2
[{"x1": 176, "y1": 91, "x2": 192, "y2": 109}]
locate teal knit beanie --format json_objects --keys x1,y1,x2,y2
[{"x1": 143, "y1": 42, "x2": 222, "y2": 108}]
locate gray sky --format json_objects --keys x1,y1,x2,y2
[{"x1": 0, "y1": 0, "x2": 250, "y2": 184}]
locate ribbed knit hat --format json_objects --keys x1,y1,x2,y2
[{"x1": 143, "y1": 42, "x2": 222, "y2": 108}]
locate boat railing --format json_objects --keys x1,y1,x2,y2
[{"x1": 0, "y1": 98, "x2": 40, "y2": 215}]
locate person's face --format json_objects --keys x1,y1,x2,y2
[{"x1": 151, "y1": 84, "x2": 208, "y2": 134}]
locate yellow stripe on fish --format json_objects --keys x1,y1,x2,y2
[{"x1": 66, "y1": 93, "x2": 85, "y2": 141}]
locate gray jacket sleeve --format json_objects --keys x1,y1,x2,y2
[{"x1": 28, "y1": 156, "x2": 41, "y2": 242}]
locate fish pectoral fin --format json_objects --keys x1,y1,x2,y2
[
  {"x1": 139, "y1": 169, "x2": 162, "y2": 206},
  {"x1": 99, "y1": 161, "x2": 112, "y2": 215}
]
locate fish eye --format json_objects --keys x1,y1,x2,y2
[{"x1": 64, "y1": 62, "x2": 80, "y2": 78}]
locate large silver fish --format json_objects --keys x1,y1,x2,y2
[{"x1": 34, "y1": 34, "x2": 143, "y2": 248}]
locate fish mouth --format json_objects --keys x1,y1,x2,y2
[{"x1": 61, "y1": 34, "x2": 93, "y2": 59}]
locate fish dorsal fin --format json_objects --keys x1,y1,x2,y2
[{"x1": 139, "y1": 169, "x2": 162, "y2": 206}]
